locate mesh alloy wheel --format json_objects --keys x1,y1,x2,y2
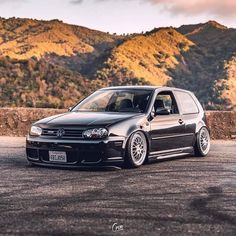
[
  {"x1": 126, "y1": 131, "x2": 147, "y2": 168},
  {"x1": 194, "y1": 127, "x2": 210, "y2": 157}
]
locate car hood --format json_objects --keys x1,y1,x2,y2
[{"x1": 36, "y1": 112, "x2": 142, "y2": 127}]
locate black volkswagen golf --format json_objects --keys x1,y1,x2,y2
[{"x1": 26, "y1": 86, "x2": 210, "y2": 168}]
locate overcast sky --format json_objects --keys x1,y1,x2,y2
[{"x1": 0, "y1": 0, "x2": 235, "y2": 34}]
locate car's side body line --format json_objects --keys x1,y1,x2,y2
[{"x1": 151, "y1": 133, "x2": 193, "y2": 140}]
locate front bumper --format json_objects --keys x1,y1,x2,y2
[{"x1": 26, "y1": 136, "x2": 126, "y2": 167}]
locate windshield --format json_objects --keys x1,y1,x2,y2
[{"x1": 73, "y1": 89, "x2": 153, "y2": 113}]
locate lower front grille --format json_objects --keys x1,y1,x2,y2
[
  {"x1": 26, "y1": 149, "x2": 39, "y2": 160},
  {"x1": 26, "y1": 142, "x2": 109, "y2": 165}
]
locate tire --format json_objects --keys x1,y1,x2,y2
[
  {"x1": 125, "y1": 131, "x2": 148, "y2": 168},
  {"x1": 194, "y1": 127, "x2": 211, "y2": 157}
]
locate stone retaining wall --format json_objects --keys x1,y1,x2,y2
[
  {"x1": 0, "y1": 108, "x2": 66, "y2": 137},
  {"x1": 0, "y1": 108, "x2": 235, "y2": 139},
  {"x1": 206, "y1": 111, "x2": 236, "y2": 139}
]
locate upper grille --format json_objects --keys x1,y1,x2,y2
[{"x1": 41, "y1": 128, "x2": 84, "y2": 138}]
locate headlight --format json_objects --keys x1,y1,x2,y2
[
  {"x1": 83, "y1": 128, "x2": 108, "y2": 139},
  {"x1": 30, "y1": 126, "x2": 42, "y2": 137}
]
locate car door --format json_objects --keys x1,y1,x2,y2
[
  {"x1": 174, "y1": 90, "x2": 200, "y2": 147},
  {"x1": 150, "y1": 91, "x2": 186, "y2": 153}
]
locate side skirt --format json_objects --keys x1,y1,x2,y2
[{"x1": 148, "y1": 146, "x2": 194, "y2": 160}]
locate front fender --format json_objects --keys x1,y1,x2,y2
[
  {"x1": 121, "y1": 130, "x2": 151, "y2": 157},
  {"x1": 108, "y1": 115, "x2": 151, "y2": 150}
]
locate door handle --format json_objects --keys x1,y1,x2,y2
[{"x1": 178, "y1": 119, "x2": 184, "y2": 124}]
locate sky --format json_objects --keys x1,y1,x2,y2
[{"x1": 0, "y1": 0, "x2": 235, "y2": 34}]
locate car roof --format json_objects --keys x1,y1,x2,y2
[
  {"x1": 100, "y1": 85, "x2": 192, "y2": 93},
  {"x1": 100, "y1": 86, "x2": 159, "y2": 91}
]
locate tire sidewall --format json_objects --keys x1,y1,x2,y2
[
  {"x1": 125, "y1": 131, "x2": 148, "y2": 168},
  {"x1": 196, "y1": 127, "x2": 210, "y2": 157}
]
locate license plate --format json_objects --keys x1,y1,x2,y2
[{"x1": 49, "y1": 151, "x2": 67, "y2": 163}]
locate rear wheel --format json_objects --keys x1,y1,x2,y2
[
  {"x1": 125, "y1": 131, "x2": 147, "y2": 168},
  {"x1": 194, "y1": 127, "x2": 210, "y2": 157}
]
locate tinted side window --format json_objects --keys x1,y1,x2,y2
[
  {"x1": 155, "y1": 91, "x2": 179, "y2": 114},
  {"x1": 156, "y1": 95, "x2": 172, "y2": 110},
  {"x1": 175, "y1": 91, "x2": 199, "y2": 114}
]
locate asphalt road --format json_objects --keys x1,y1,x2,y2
[{"x1": 0, "y1": 137, "x2": 235, "y2": 236}]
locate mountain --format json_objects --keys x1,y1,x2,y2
[
  {"x1": 0, "y1": 17, "x2": 124, "y2": 108},
  {"x1": 176, "y1": 21, "x2": 236, "y2": 109},
  {"x1": 0, "y1": 17, "x2": 235, "y2": 110},
  {"x1": 95, "y1": 28, "x2": 194, "y2": 85},
  {"x1": 0, "y1": 17, "x2": 123, "y2": 59}
]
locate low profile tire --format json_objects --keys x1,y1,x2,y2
[
  {"x1": 194, "y1": 127, "x2": 211, "y2": 157},
  {"x1": 125, "y1": 131, "x2": 147, "y2": 168}
]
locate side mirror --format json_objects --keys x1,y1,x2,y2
[
  {"x1": 68, "y1": 107, "x2": 73, "y2": 112},
  {"x1": 155, "y1": 108, "x2": 170, "y2": 116}
]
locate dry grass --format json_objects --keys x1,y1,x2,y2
[{"x1": 0, "y1": 17, "x2": 235, "y2": 110}]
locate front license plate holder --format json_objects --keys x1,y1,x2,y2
[{"x1": 49, "y1": 151, "x2": 67, "y2": 163}]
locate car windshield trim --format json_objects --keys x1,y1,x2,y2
[{"x1": 74, "y1": 110, "x2": 142, "y2": 113}]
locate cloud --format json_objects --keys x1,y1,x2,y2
[
  {"x1": 147, "y1": 0, "x2": 236, "y2": 17},
  {"x1": 70, "y1": 0, "x2": 83, "y2": 4},
  {"x1": 0, "y1": 0, "x2": 25, "y2": 4},
  {"x1": 70, "y1": 0, "x2": 236, "y2": 17},
  {"x1": 0, "y1": 0, "x2": 22, "y2": 2}
]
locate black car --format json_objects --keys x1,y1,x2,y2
[{"x1": 26, "y1": 86, "x2": 210, "y2": 168}]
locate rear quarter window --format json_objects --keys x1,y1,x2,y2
[{"x1": 175, "y1": 91, "x2": 199, "y2": 114}]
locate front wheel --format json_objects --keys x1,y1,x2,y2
[
  {"x1": 194, "y1": 127, "x2": 211, "y2": 157},
  {"x1": 125, "y1": 131, "x2": 148, "y2": 168}
]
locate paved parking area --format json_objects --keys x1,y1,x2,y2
[{"x1": 0, "y1": 137, "x2": 235, "y2": 235}]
